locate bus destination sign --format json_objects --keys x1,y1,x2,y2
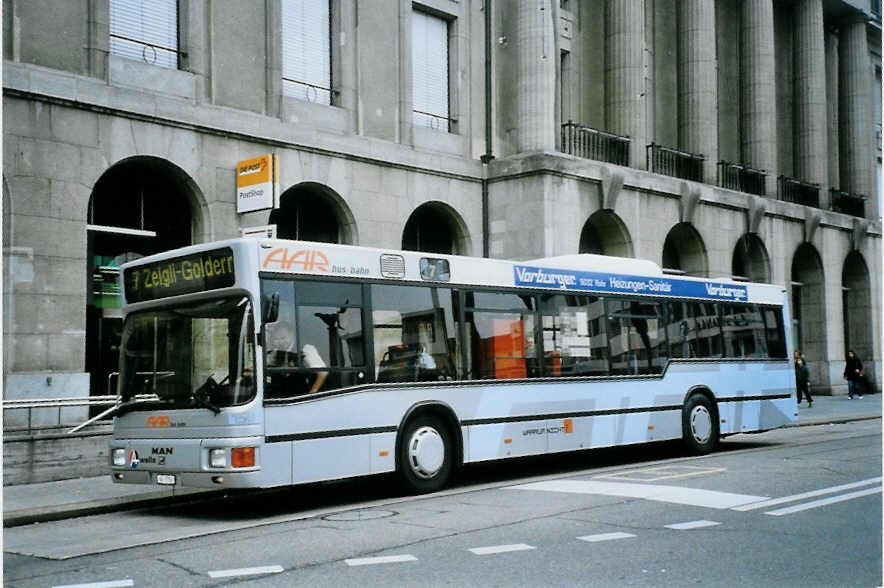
[{"x1": 124, "y1": 247, "x2": 236, "y2": 303}]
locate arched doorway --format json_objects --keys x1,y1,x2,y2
[
  {"x1": 791, "y1": 243, "x2": 827, "y2": 385},
  {"x1": 402, "y1": 202, "x2": 469, "y2": 255},
  {"x1": 578, "y1": 210, "x2": 633, "y2": 257},
  {"x1": 662, "y1": 223, "x2": 708, "y2": 276},
  {"x1": 86, "y1": 157, "x2": 199, "y2": 398},
  {"x1": 842, "y1": 251, "x2": 874, "y2": 385},
  {"x1": 731, "y1": 234, "x2": 771, "y2": 282},
  {"x1": 269, "y1": 183, "x2": 356, "y2": 244}
]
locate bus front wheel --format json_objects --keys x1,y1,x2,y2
[
  {"x1": 398, "y1": 415, "x2": 453, "y2": 494},
  {"x1": 682, "y1": 394, "x2": 719, "y2": 454}
]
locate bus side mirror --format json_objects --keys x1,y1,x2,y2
[{"x1": 263, "y1": 292, "x2": 280, "y2": 324}]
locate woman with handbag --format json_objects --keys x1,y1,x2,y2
[{"x1": 844, "y1": 350, "x2": 864, "y2": 399}]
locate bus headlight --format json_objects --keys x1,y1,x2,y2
[
  {"x1": 209, "y1": 448, "x2": 226, "y2": 468},
  {"x1": 113, "y1": 449, "x2": 126, "y2": 467}
]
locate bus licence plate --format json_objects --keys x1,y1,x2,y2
[{"x1": 156, "y1": 474, "x2": 176, "y2": 486}]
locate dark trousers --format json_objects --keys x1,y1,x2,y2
[{"x1": 797, "y1": 383, "x2": 812, "y2": 403}]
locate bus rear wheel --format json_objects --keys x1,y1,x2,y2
[
  {"x1": 398, "y1": 415, "x2": 453, "y2": 494},
  {"x1": 682, "y1": 394, "x2": 719, "y2": 454}
]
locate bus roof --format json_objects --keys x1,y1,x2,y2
[{"x1": 121, "y1": 238, "x2": 786, "y2": 306}]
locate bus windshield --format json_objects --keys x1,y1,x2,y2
[{"x1": 119, "y1": 295, "x2": 256, "y2": 408}]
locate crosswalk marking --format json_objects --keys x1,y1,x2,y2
[
  {"x1": 469, "y1": 544, "x2": 535, "y2": 555},
  {"x1": 345, "y1": 554, "x2": 418, "y2": 566},
  {"x1": 732, "y1": 477, "x2": 882, "y2": 511},
  {"x1": 207, "y1": 565, "x2": 284, "y2": 578},
  {"x1": 577, "y1": 532, "x2": 636, "y2": 542},
  {"x1": 507, "y1": 480, "x2": 767, "y2": 509},
  {"x1": 52, "y1": 581, "x2": 134, "y2": 588},
  {"x1": 765, "y1": 486, "x2": 882, "y2": 516},
  {"x1": 665, "y1": 520, "x2": 721, "y2": 530}
]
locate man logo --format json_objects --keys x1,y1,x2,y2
[{"x1": 146, "y1": 415, "x2": 170, "y2": 427}]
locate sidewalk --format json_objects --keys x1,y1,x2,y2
[{"x1": 3, "y1": 395, "x2": 880, "y2": 528}]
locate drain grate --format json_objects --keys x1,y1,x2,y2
[{"x1": 323, "y1": 509, "x2": 398, "y2": 522}]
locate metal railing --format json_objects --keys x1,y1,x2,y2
[
  {"x1": 561, "y1": 121, "x2": 630, "y2": 166},
  {"x1": 646, "y1": 143, "x2": 704, "y2": 182},
  {"x1": 778, "y1": 175, "x2": 820, "y2": 208},
  {"x1": 2, "y1": 394, "x2": 157, "y2": 436},
  {"x1": 717, "y1": 161, "x2": 767, "y2": 196},
  {"x1": 830, "y1": 189, "x2": 866, "y2": 217},
  {"x1": 3, "y1": 395, "x2": 118, "y2": 435}
]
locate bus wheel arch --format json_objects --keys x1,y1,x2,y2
[
  {"x1": 682, "y1": 387, "x2": 719, "y2": 454},
  {"x1": 396, "y1": 402, "x2": 461, "y2": 493}
]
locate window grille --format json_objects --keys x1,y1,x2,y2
[
  {"x1": 110, "y1": 0, "x2": 179, "y2": 69},
  {"x1": 282, "y1": 0, "x2": 332, "y2": 104},
  {"x1": 412, "y1": 10, "x2": 450, "y2": 131}
]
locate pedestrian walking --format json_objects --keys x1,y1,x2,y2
[
  {"x1": 844, "y1": 350, "x2": 864, "y2": 399},
  {"x1": 794, "y1": 357, "x2": 812, "y2": 407}
]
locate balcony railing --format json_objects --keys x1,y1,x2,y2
[
  {"x1": 561, "y1": 121, "x2": 630, "y2": 166},
  {"x1": 830, "y1": 189, "x2": 866, "y2": 218},
  {"x1": 717, "y1": 161, "x2": 767, "y2": 196},
  {"x1": 646, "y1": 143, "x2": 704, "y2": 182},
  {"x1": 778, "y1": 175, "x2": 820, "y2": 208}
]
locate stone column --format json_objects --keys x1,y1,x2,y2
[
  {"x1": 741, "y1": 0, "x2": 777, "y2": 195},
  {"x1": 678, "y1": 0, "x2": 717, "y2": 184},
  {"x1": 516, "y1": 0, "x2": 556, "y2": 152},
  {"x1": 826, "y1": 30, "x2": 840, "y2": 195},
  {"x1": 839, "y1": 15, "x2": 874, "y2": 214},
  {"x1": 794, "y1": 0, "x2": 828, "y2": 202},
  {"x1": 605, "y1": 0, "x2": 646, "y2": 169}
]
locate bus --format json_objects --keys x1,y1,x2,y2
[{"x1": 108, "y1": 238, "x2": 797, "y2": 493}]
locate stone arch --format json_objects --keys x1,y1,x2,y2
[
  {"x1": 731, "y1": 233, "x2": 771, "y2": 283},
  {"x1": 842, "y1": 250, "x2": 874, "y2": 384},
  {"x1": 791, "y1": 242, "x2": 827, "y2": 386},
  {"x1": 269, "y1": 182, "x2": 357, "y2": 244},
  {"x1": 662, "y1": 222, "x2": 708, "y2": 277},
  {"x1": 86, "y1": 156, "x2": 204, "y2": 397},
  {"x1": 578, "y1": 210, "x2": 634, "y2": 257},
  {"x1": 402, "y1": 201, "x2": 471, "y2": 255}
]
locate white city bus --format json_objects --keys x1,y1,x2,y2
[{"x1": 109, "y1": 238, "x2": 797, "y2": 493}]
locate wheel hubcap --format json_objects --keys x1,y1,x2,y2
[
  {"x1": 690, "y1": 405, "x2": 712, "y2": 444},
  {"x1": 407, "y1": 426, "x2": 445, "y2": 479}
]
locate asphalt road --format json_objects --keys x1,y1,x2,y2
[{"x1": 4, "y1": 419, "x2": 881, "y2": 587}]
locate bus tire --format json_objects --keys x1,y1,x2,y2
[
  {"x1": 398, "y1": 414, "x2": 453, "y2": 494},
  {"x1": 682, "y1": 394, "x2": 719, "y2": 454}
]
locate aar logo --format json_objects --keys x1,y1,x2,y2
[
  {"x1": 145, "y1": 415, "x2": 170, "y2": 427},
  {"x1": 262, "y1": 248, "x2": 330, "y2": 272}
]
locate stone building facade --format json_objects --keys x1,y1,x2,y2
[{"x1": 3, "y1": 0, "x2": 881, "y2": 406}]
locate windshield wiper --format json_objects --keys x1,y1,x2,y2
[
  {"x1": 191, "y1": 392, "x2": 221, "y2": 415},
  {"x1": 192, "y1": 375, "x2": 223, "y2": 415},
  {"x1": 67, "y1": 398, "x2": 151, "y2": 434}
]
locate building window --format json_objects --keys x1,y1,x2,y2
[
  {"x1": 412, "y1": 9, "x2": 450, "y2": 131},
  {"x1": 282, "y1": 0, "x2": 332, "y2": 105},
  {"x1": 109, "y1": 0, "x2": 179, "y2": 69}
]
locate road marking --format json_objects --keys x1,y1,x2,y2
[
  {"x1": 665, "y1": 520, "x2": 721, "y2": 530},
  {"x1": 595, "y1": 465, "x2": 726, "y2": 482},
  {"x1": 207, "y1": 565, "x2": 284, "y2": 578},
  {"x1": 469, "y1": 543, "x2": 535, "y2": 555},
  {"x1": 508, "y1": 480, "x2": 767, "y2": 509},
  {"x1": 765, "y1": 486, "x2": 882, "y2": 516},
  {"x1": 732, "y1": 477, "x2": 882, "y2": 511},
  {"x1": 345, "y1": 554, "x2": 418, "y2": 566},
  {"x1": 52, "y1": 581, "x2": 134, "y2": 588},
  {"x1": 577, "y1": 532, "x2": 636, "y2": 542}
]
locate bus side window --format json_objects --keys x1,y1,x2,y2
[
  {"x1": 539, "y1": 294, "x2": 609, "y2": 376},
  {"x1": 371, "y1": 284, "x2": 457, "y2": 383},
  {"x1": 462, "y1": 291, "x2": 537, "y2": 380},
  {"x1": 606, "y1": 298, "x2": 667, "y2": 375}
]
